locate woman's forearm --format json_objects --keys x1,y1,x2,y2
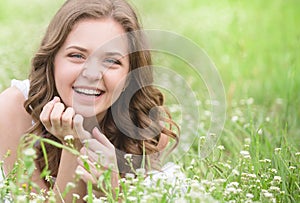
[{"x1": 53, "y1": 147, "x2": 86, "y2": 202}]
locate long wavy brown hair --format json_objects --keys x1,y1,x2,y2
[{"x1": 24, "y1": 0, "x2": 179, "y2": 186}]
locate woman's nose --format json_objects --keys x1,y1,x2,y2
[{"x1": 81, "y1": 59, "x2": 103, "y2": 81}]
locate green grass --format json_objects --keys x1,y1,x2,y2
[{"x1": 0, "y1": 0, "x2": 299, "y2": 202}]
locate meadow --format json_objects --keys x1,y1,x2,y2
[{"x1": 0, "y1": 0, "x2": 299, "y2": 202}]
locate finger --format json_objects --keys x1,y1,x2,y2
[
  {"x1": 83, "y1": 139, "x2": 104, "y2": 151},
  {"x1": 82, "y1": 146, "x2": 106, "y2": 164},
  {"x1": 76, "y1": 165, "x2": 97, "y2": 185},
  {"x1": 77, "y1": 156, "x2": 104, "y2": 180},
  {"x1": 78, "y1": 155, "x2": 102, "y2": 172},
  {"x1": 40, "y1": 98, "x2": 60, "y2": 129},
  {"x1": 61, "y1": 107, "x2": 75, "y2": 131},
  {"x1": 81, "y1": 142, "x2": 117, "y2": 171},
  {"x1": 50, "y1": 102, "x2": 65, "y2": 127},
  {"x1": 53, "y1": 96, "x2": 61, "y2": 103},
  {"x1": 74, "y1": 114, "x2": 92, "y2": 141},
  {"x1": 92, "y1": 127, "x2": 113, "y2": 148}
]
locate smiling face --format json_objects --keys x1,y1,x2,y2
[{"x1": 54, "y1": 18, "x2": 130, "y2": 120}]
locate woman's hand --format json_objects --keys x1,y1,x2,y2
[
  {"x1": 76, "y1": 127, "x2": 119, "y2": 197},
  {"x1": 40, "y1": 96, "x2": 92, "y2": 146}
]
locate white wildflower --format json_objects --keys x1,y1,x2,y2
[
  {"x1": 80, "y1": 155, "x2": 89, "y2": 160},
  {"x1": 228, "y1": 182, "x2": 239, "y2": 188},
  {"x1": 247, "y1": 173, "x2": 257, "y2": 179},
  {"x1": 244, "y1": 138, "x2": 251, "y2": 144},
  {"x1": 240, "y1": 150, "x2": 251, "y2": 159},
  {"x1": 16, "y1": 195, "x2": 27, "y2": 203},
  {"x1": 217, "y1": 145, "x2": 225, "y2": 151},
  {"x1": 259, "y1": 159, "x2": 271, "y2": 163},
  {"x1": 232, "y1": 169, "x2": 240, "y2": 176},
  {"x1": 125, "y1": 173, "x2": 135, "y2": 179},
  {"x1": 270, "y1": 168, "x2": 277, "y2": 174},
  {"x1": 23, "y1": 148, "x2": 36, "y2": 157},
  {"x1": 72, "y1": 194, "x2": 80, "y2": 200},
  {"x1": 225, "y1": 187, "x2": 237, "y2": 194},
  {"x1": 263, "y1": 192, "x2": 273, "y2": 198},
  {"x1": 246, "y1": 98, "x2": 254, "y2": 105},
  {"x1": 269, "y1": 186, "x2": 280, "y2": 192},
  {"x1": 124, "y1": 153, "x2": 132, "y2": 160},
  {"x1": 75, "y1": 168, "x2": 84, "y2": 176},
  {"x1": 289, "y1": 166, "x2": 296, "y2": 170},
  {"x1": 257, "y1": 128, "x2": 263, "y2": 135},
  {"x1": 273, "y1": 176, "x2": 282, "y2": 182},
  {"x1": 66, "y1": 182, "x2": 76, "y2": 189},
  {"x1": 64, "y1": 135, "x2": 74, "y2": 141},
  {"x1": 246, "y1": 193, "x2": 254, "y2": 199},
  {"x1": 136, "y1": 168, "x2": 146, "y2": 176},
  {"x1": 274, "y1": 148, "x2": 281, "y2": 153},
  {"x1": 231, "y1": 116, "x2": 239, "y2": 122}
]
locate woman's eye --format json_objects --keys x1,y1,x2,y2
[
  {"x1": 104, "y1": 58, "x2": 121, "y2": 66},
  {"x1": 70, "y1": 54, "x2": 84, "y2": 59}
]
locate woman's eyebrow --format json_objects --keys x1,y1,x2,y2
[
  {"x1": 105, "y1": 51, "x2": 126, "y2": 57},
  {"x1": 66, "y1": 45, "x2": 88, "y2": 52}
]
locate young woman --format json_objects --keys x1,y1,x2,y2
[{"x1": 0, "y1": 0, "x2": 179, "y2": 201}]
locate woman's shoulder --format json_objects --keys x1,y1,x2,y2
[{"x1": 0, "y1": 85, "x2": 31, "y2": 124}]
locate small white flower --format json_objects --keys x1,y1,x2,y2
[
  {"x1": 247, "y1": 173, "x2": 257, "y2": 179},
  {"x1": 289, "y1": 166, "x2": 296, "y2": 170},
  {"x1": 232, "y1": 169, "x2": 240, "y2": 176},
  {"x1": 80, "y1": 155, "x2": 89, "y2": 160},
  {"x1": 257, "y1": 128, "x2": 263, "y2": 135},
  {"x1": 64, "y1": 135, "x2": 74, "y2": 141},
  {"x1": 246, "y1": 193, "x2": 254, "y2": 199},
  {"x1": 125, "y1": 173, "x2": 135, "y2": 179},
  {"x1": 273, "y1": 176, "x2": 282, "y2": 182},
  {"x1": 75, "y1": 168, "x2": 85, "y2": 176},
  {"x1": 66, "y1": 182, "x2": 76, "y2": 189},
  {"x1": 274, "y1": 148, "x2": 281, "y2": 153},
  {"x1": 127, "y1": 196, "x2": 137, "y2": 202},
  {"x1": 259, "y1": 159, "x2": 271, "y2": 163},
  {"x1": 16, "y1": 195, "x2": 27, "y2": 203},
  {"x1": 217, "y1": 145, "x2": 225, "y2": 151},
  {"x1": 270, "y1": 168, "x2": 277, "y2": 174},
  {"x1": 295, "y1": 152, "x2": 300, "y2": 156},
  {"x1": 269, "y1": 186, "x2": 280, "y2": 192},
  {"x1": 246, "y1": 98, "x2": 254, "y2": 105},
  {"x1": 228, "y1": 182, "x2": 239, "y2": 188},
  {"x1": 124, "y1": 153, "x2": 132, "y2": 160},
  {"x1": 72, "y1": 194, "x2": 80, "y2": 199},
  {"x1": 136, "y1": 168, "x2": 146, "y2": 176},
  {"x1": 263, "y1": 192, "x2": 273, "y2": 198},
  {"x1": 244, "y1": 138, "x2": 251, "y2": 144},
  {"x1": 240, "y1": 150, "x2": 251, "y2": 159},
  {"x1": 231, "y1": 116, "x2": 239, "y2": 122},
  {"x1": 23, "y1": 148, "x2": 36, "y2": 157},
  {"x1": 226, "y1": 187, "x2": 237, "y2": 194}
]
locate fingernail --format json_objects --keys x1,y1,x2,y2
[
  {"x1": 53, "y1": 96, "x2": 60, "y2": 102},
  {"x1": 93, "y1": 127, "x2": 101, "y2": 134}
]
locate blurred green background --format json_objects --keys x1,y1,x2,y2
[{"x1": 0, "y1": 0, "x2": 299, "y2": 144}]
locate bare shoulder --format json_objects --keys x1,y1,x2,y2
[
  {"x1": 0, "y1": 86, "x2": 31, "y2": 122},
  {"x1": 0, "y1": 86, "x2": 32, "y2": 161}
]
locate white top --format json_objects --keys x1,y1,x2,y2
[{"x1": 11, "y1": 79, "x2": 30, "y2": 100}]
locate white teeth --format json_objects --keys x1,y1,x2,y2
[{"x1": 74, "y1": 88, "x2": 102, "y2": 96}]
